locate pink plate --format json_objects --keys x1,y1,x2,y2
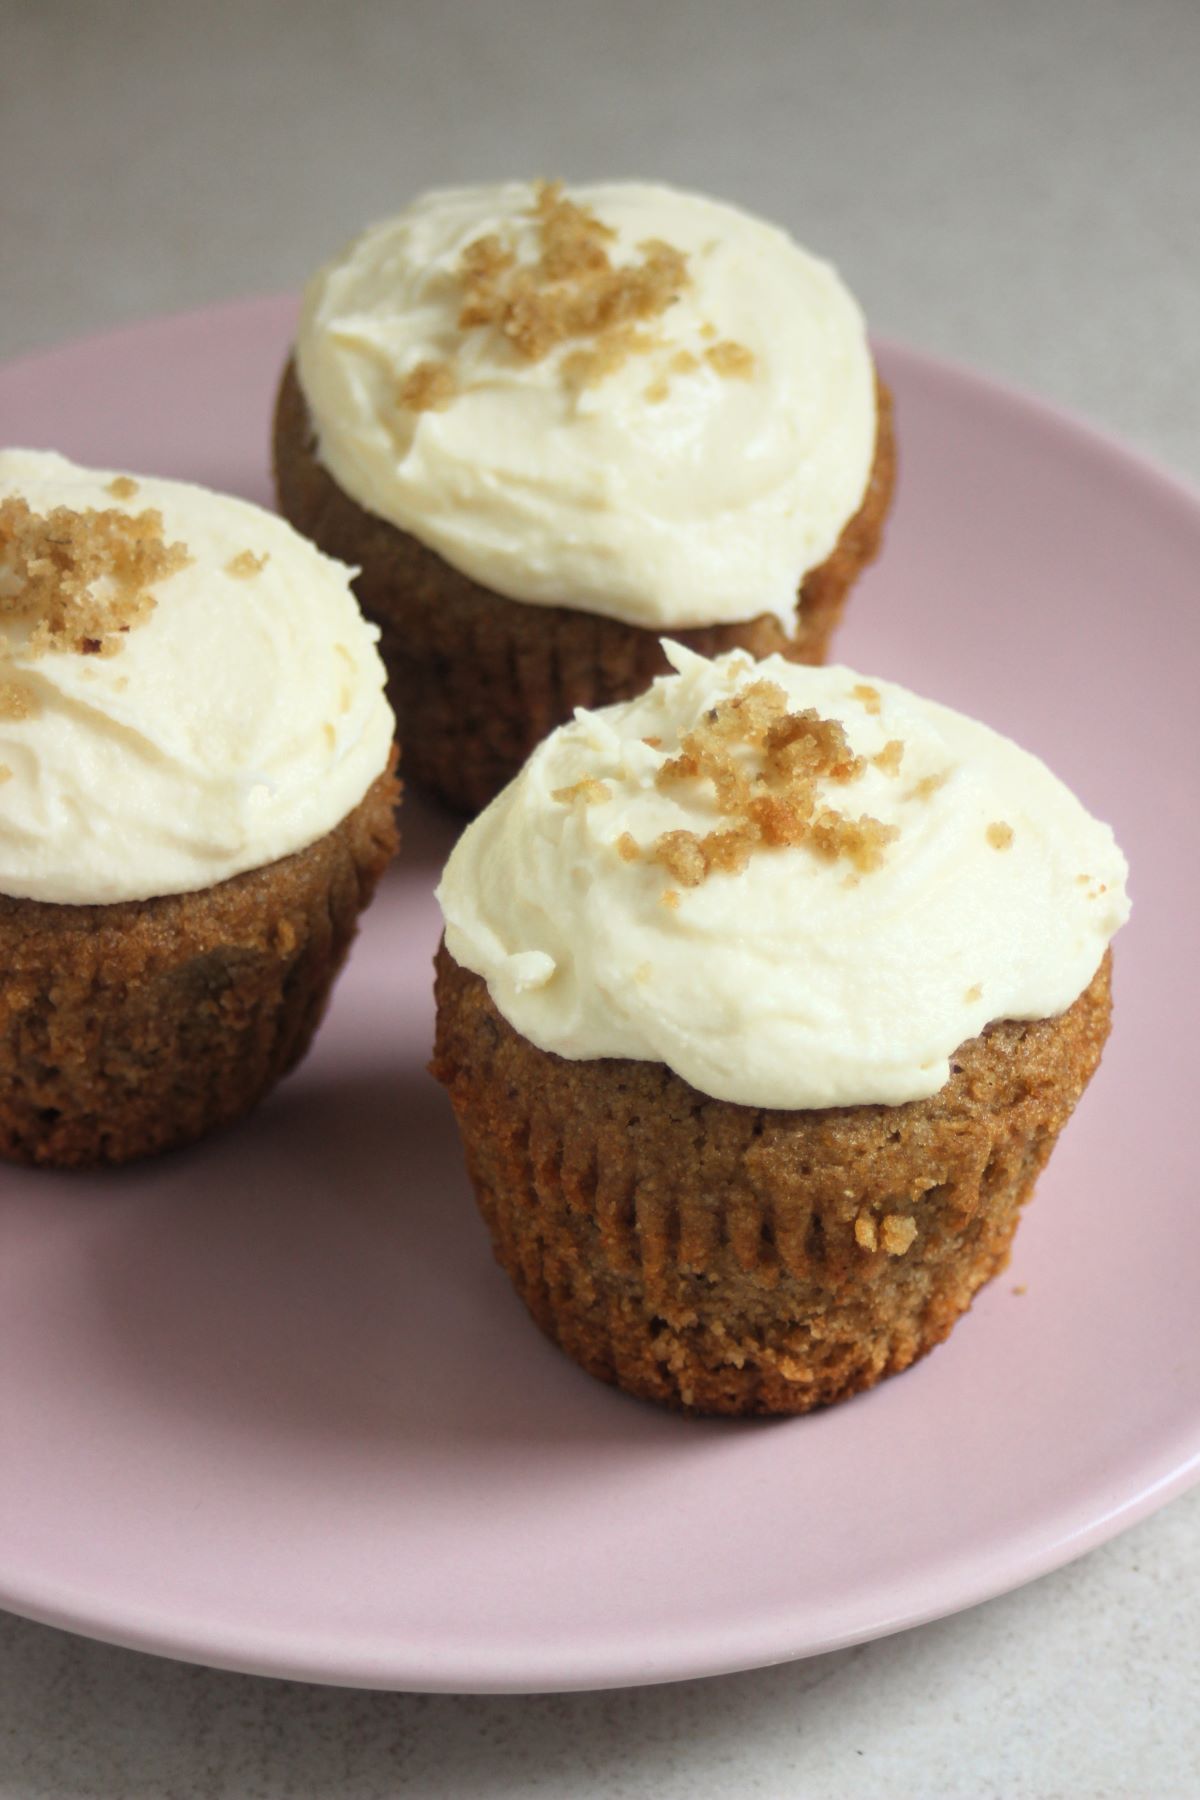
[{"x1": 0, "y1": 300, "x2": 1197, "y2": 1692}]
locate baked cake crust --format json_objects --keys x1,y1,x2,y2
[
  {"x1": 0, "y1": 760, "x2": 399, "y2": 1168},
  {"x1": 432, "y1": 944, "x2": 1113, "y2": 1416},
  {"x1": 273, "y1": 362, "x2": 895, "y2": 813}
]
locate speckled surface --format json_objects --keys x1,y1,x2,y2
[{"x1": 2, "y1": 1, "x2": 1198, "y2": 1792}]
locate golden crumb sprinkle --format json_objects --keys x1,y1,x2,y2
[
  {"x1": 0, "y1": 677, "x2": 40, "y2": 721},
  {"x1": 872, "y1": 738, "x2": 904, "y2": 776},
  {"x1": 616, "y1": 831, "x2": 640, "y2": 862},
  {"x1": 105, "y1": 475, "x2": 139, "y2": 500},
  {"x1": 987, "y1": 820, "x2": 1015, "y2": 850},
  {"x1": 0, "y1": 496, "x2": 188, "y2": 658},
  {"x1": 644, "y1": 376, "x2": 671, "y2": 404},
  {"x1": 704, "y1": 339, "x2": 756, "y2": 379},
  {"x1": 637, "y1": 679, "x2": 896, "y2": 886},
  {"x1": 563, "y1": 326, "x2": 658, "y2": 391},
  {"x1": 398, "y1": 359, "x2": 458, "y2": 412},
  {"x1": 552, "y1": 776, "x2": 611, "y2": 806},
  {"x1": 671, "y1": 349, "x2": 700, "y2": 375},
  {"x1": 1012, "y1": 1284, "x2": 1028, "y2": 1297},
  {"x1": 659, "y1": 888, "x2": 680, "y2": 910},
  {"x1": 225, "y1": 549, "x2": 270, "y2": 579},
  {"x1": 852, "y1": 682, "x2": 882, "y2": 715},
  {"x1": 456, "y1": 181, "x2": 691, "y2": 379},
  {"x1": 854, "y1": 1214, "x2": 878, "y2": 1253},
  {"x1": 906, "y1": 769, "x2": 951, "y2": 803},
  {"x1": 964, "y1": 983, "x2": 983, "y2": 1003},
  {"x1": 880, "y1": 1214, "x2": 918, "y2": 1256}
]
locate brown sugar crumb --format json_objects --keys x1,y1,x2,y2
[
  {"x1": 872, "y1": 738, "x2": 904, "y2": 776},
  {"x1": 644, "y1": 375, "x2": 671, "y2": 404},
  {"x1": 659, "y1": 888, "x2": 681, "y2": 910},
  {"x1": 0, "y1": 496, "x2": 188, "y2": 658},
  {"x1": 616, "y1": 831, "x2": 640, "y2": 862},
  {"x1": 457, "y1": 180, "x2": 690, "y2": 375},
  {"x1": 705, "y1": 339, "x2": 756, "y2": 379},
  {"x1": 964, "y1": 983, "x2": 983, "y2": 1003},
  {"x1": 906, "y1": 769, "x2": 951, "y2": 802},
  {"x1": 671, "y1": 349, "x2": 700, "y2": 375},
  {"x1": 105, "y1": 475, "x2": 139, "y2": 501},
  {"x1": 1012, "y1": 1284, "x2": 1028, "y2": 1296},
  {"x1": 225, "y1": 549, "x2": 270, "y2": 578},
  {"x1": 552, "y1": 776, "x2": 612, "y2": 806},
  {"x1": 987, "y1": 820, "x2": 1015, "y2": 850},
  {"x1": 880, "y1": 1214, "x2": 918, "y2": 1256},
  {"x1": 639, "y1": 680, "x2": 897, "y2": 886},
  {"x1": 563, "y1": 326, "x2": 658, "y2": 391},
  {"x1": 854, "y1": 1214, "x2": 878, "y2": 1252},
  {"x1": 642, "y1": 735, "x2": 662, "y2": 749},
  {"x1": 852, "y1": 682, "x2": 882, "y2": 716},
  {"x1": 398, "y1": 359, "x2": 458, "y2": 412},
  {"x1": 0, "y1": 678, "x2": 40, "y2": 721}
]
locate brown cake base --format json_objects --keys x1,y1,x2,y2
[
  {"x1": 432, "y1": 946, "x2": 1113, "y2": 1417},
  {"x1": 0, "y1": 761, "x2": 399, "y2": 1169},
  {"x1": 273, "y1": 363, "x2": 896, "y2": 814}
]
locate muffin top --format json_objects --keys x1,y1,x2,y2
[
  {"x1": 437, "y1": 645, "x2": 1130, "y2": 1110},
  {"x1": 295, "y1": 180, "x2": 876, "y2": 630},
  {"x1": 0, "y1": 449, "x2": 394, "y2": 904}
]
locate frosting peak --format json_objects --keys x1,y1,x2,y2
[
  {"x1": 295, "y1": 180, "x2": 877, "y2": 630},
  {"x1": 437, "y1": 645, "x2": 1130, "y2": 1110}
]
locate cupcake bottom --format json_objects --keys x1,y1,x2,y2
[
  {"x1": 433, "y1": 946, "x2": 1113, "y2": 1416},
  {"x1": 0, "y1": 760, "x2": 399, "y2": 1169},
  {"x1": 273, "y1": 364, "x2": 896, "y2": 814}
]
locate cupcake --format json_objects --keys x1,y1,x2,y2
[
  {"x1": 432, "y1": 645, "x2": 1129, "y2": 1416},
  {"x1": 274, "y1": 179, "x2": 894, "y2": 813},
  {"x1": 0, "y1": 449, "x2": 398, "y2": 1168}
]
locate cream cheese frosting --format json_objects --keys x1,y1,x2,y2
[
  {"x1": 437, "y1": 645, "x2": 1130, "y2": 1110},
  {"x1": 0, "y1": 449, "x2": 394, "y2": 905},
  {"x1": 295, "y1": 180, "x2": 877, "y2": 630}
]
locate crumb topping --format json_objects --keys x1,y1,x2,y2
[
  {"x1": 872, "y1": 738, "x2": 904, "y2": 776},
  {"x1": 225, "y1": 549, "x2": 270, "y2": 578},
  {"x1": 457, "y1": 181, "x2": 690, "y2": 368},
  {"x1": 0, "y1": 497, "x2": 189, "y2": 657},
  {"x1": 617, "y1": 679, "x2": 898, "y2": 886},
  {"x1": 553, "y1": 776, "x2": 612, "y2": 805},
  {"x1": 906, "y1": 769, "x2": 951, "y2": 802},
  {"x1": 398, "y1": 358, "x2": 459, "y2": 412},
  {"x1": 396, "y1": 182, "x2": 759, "y2": 411},
  {"x1": 0, "y1": 678, "x2": 39, "y2": 721},
  {"x1": 854, "y1": 1214, "x2": 878, "y2": 1252},
  {"x1": 704, "y1": 339, "x2": 756, "y2": 378},
  {"x1": 987, "y1": 820, "x2": 1014, "y2": 850},
  {"x1": 964, "y1": 983, "x2": 982, "y2": 1003},
  {"x1": 852, "y1": 682, "x2": 881, "y2": 715},
  {"x1": 881, "y1": 1214, "x2": 917, "y2": 1256},
  {"x1": 105, "y1": 475, "x2": 139, "y2": 500}
]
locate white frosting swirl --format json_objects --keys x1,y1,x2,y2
[
  {"x1": 295, "y1": 180, "x2": 877, "y2": 630},
  {"x1": 0, "y1": 450, "x2": 395, "y2": 905},
  {"x1": 437, "y1": 646, "x2": 1129, "y2": 1109}
]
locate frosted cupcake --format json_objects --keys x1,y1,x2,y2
[
  {"x1": 433, "y1": 646, "x2": 1128, "y2": 1415},
  {"x1": 274, "y1": 180, "x2": 894, "y2": 812},
  {"x1": 0, "y1": 449, "x2": 398, "y2": 1168}
]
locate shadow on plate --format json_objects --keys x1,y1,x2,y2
[{"x1": 70, "y1": 1063, "x2": 737, "y2": 1461}]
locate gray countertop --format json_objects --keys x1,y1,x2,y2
[{"x1": 3, "y1": 2, "x2": 1198, "y2": 1793}]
